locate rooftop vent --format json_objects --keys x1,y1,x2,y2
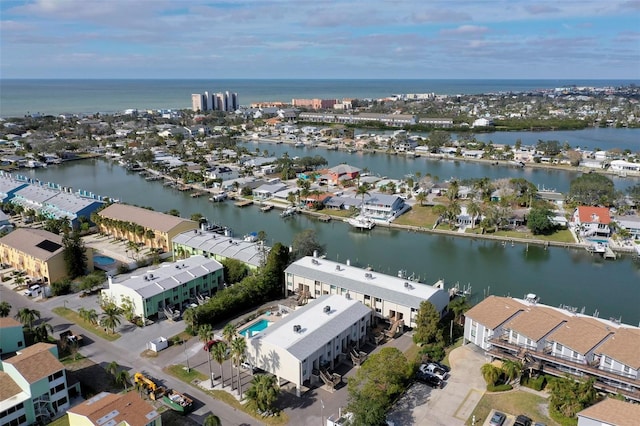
[
  {"x1": 323, "y1": 305, "x2": 331, "y2": 314},
  {"x1": 365, "y1": 272, "x2": 373, "y2": 279},
  {"x1": 312, "y1": 258, "x2": 320, "y2": 265},
  {"x1": 335, "y1": 265, "x2": 341, "y2": 271},
  {"x1": 293, "y1": 324, "x2": 302, "y2": 333}
]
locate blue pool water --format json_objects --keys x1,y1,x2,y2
[
  {"x1": 587, "y1": 238, "x2": 609, "y2": 244},
  {"x1": 93, "y1": 255, "x2": 116, "y2": 266},
  {"x1": 239, "y1": 319, "x2": 271, "y2": 337}
]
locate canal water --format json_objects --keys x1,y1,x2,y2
[{"x1": 26, "y1": 158, "x2": 640, "y2": 325}]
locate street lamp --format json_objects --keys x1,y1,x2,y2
[
  {"x1": 184, "y1": 340, "x2": 190, "y2": 372},
  {"x1": 320, "y1": 399, "x2": 324, "y2": 426}
]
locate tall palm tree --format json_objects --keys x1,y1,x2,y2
[
  {"x1": 199, "y1": 324, "x2": 215, "y2": 387},
  {"x1": 222, "y1": 323, "x2": 237, "y2": 344},
  {"x1": 15, "y1": 308, "x2": 41, "y2": 330},
  {"x1": 100, "y1": 304, "x2": 123, "y2": 334},
  {"x1": 501, "y1": 359, "x2": 523, "y2": 384},
  {"x1": 481, "y1": 363, "x2": 501, "y2": 386},
  {"x1": 115, "y1": 370, "x2": 130, "y2": 391},
  {"x1": 466, "y1": 201, "x2": 482, "y2": 229},
  {"x1": 355, "y1": 184, "x2": 370, "y2": 213},
  {"x1": 415, "y1": 191, "x2": 427, "y2": 206},
  {"x1": 203, "y1": 414, "x2": 222, "y2": 426},
  {"x1": 106, "y1": 361, "x2": 120, "y2": 377},
  {"x1": 33, "y1": 322, "x2": 54, "y2": 343},
  {"x1": 0, "y1": 301, "x2": 11, "y2": 317},
  {"x1": 211, "y1": 341, "x2": 228, "y2": 388},
  {"x1": 245, "y1": 374, "x2": 280, "y2": 414},
  {"x1": 231, "y1": 336, "x2": 247, "y2": 395},
  {"x1": 448, "y1": 297, "x2": 471, "y2": 325}
]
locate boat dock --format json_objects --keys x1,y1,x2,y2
[
  {"x1": 604, "y1": 246, "x2": 617, "y2": 260},
  {"x1": 190, "y1": 191, "x2": 205, "y2": 198},
  {"x1": 235, "y1": 200, "x2": 253, "y2": 208},
  {"x1": 318, "y1": 215, "x2": 332, "y2": 222}
]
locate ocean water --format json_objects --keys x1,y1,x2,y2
[{"x1": 1, "y1": 79, "x2": 638, "y2": 118}]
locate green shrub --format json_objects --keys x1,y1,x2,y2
[
  {"x1": 419, "y1": 343, "x2": 445, "y2": 362},
  {"x1": 51, "y1": 280, "x2": 72, "y2": 296},
  {"x1": 487, "y1": 383, "x2": 513, "y2": 392}
]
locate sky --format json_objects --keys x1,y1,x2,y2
[{"x1": 1, "y1": 0, "x2": 639, "y2": 79}]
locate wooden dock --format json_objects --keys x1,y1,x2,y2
[
  {"x1": 604, "y1": 246, "x2": 617, "y2": 260},
  {"x1": 318, "y1": 215, "x2": 332, "y2": 222},
  {"x1": 235, "y1": 200, "x2": 253, "y2": 208}
]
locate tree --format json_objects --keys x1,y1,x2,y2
[
  {"x1": 211, "y1": 340, "x2": 229, "y2": 388},
  {"x1": 448, "y1": 297, "x2": 470, "y2": 325},
  {"x1": 628, "y1": 184, "x2": 640, "y2": 206},
  {"x1": 347, "y1": 348, "x2": 412, "y2": 426},
  {"x1": 427, "y1": 130, "x2": 450, "y2": 153},
  {"x1": 115, "y1": 370, "x2": 130, "y2": 391},
  {"x1": 199, "y1": 324, "x2": 215, "y2": 387},
  {"x1": 231, "y1": 336, "x2": 247, "y2": 394},
  {"x1": 501, "y1": 359, "x2": 523, "y2": 384},
  {"x1": 222, "y1": 258, "x2": 249, "y2": 284},
  {"x1": 355, "y1": 184, "x2": 370, "y2": 210},
  {"x1": 569, "y1": 173, "x2": 615, "y2": 206},
  {"x1": 415, "y1": 191, "x2": 427, "y2": 206},
  {"x1": 222, "y1": 323, "x2": 237, "y2": 344},
  {"x1": 290, "y1": 229, "x2": 325, "y2": 261},
  {"x1": 63, "y1": 230, "x2": 87, "y2": 279},
  {"x1": 106, "y1": 361, "x2": 120, "y2": 377},
  {"x1": 527, "y1": 207, "x2": 555, "y2": 235},
  {"x1": 99, "y1": 297, "x2": 123, "y2": 334},
  {"x1": 0, "y1": 301, "x2": 11, "y2": 317},
  {"x1": 481, "y1": 363, "x2": 501, "y2": 386},
  {"x1": 466, "y1": 201, "x2": 482, "y2": 229},
  {"x1": 548, "y1": 376, "x2": 598, "y2": 419},
  {"x1": 203, "y1": 414, "x2": 222, "y2": 426},
  {"x1": 79, "y1": 307, "x2": 99, "y2": 326},
  {"x1": 413, "y1": 301, "x2": 440, "y2": 344},
  {"x1": 15, "y1": 308, "x2": 41, "y2": 330},
  {"x1": 245, "y1": 374, "x2": 280, "y2": 415},
  {"x1": 33, "y1": 322, "x2": 54, "y2": 342}
]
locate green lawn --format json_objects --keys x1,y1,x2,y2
[
  {"x1": 52, "y1": 307, "x2": 120, "y2": 341},
  {"x1": 466, "y1": 390, "x2": 557, "y2": 426},
  {"x1": 394, "y1": 205, "x2": 440, "y2": 228},
  {"x1": 165, "y1": 364, "x2": 289, "y2": 426}
]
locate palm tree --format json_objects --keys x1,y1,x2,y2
[
  {"x1": 448, "y1": 297, "x2": 471, "y2": 325},
  {"x1": 106, "y1": 361, "x2": 120, "y2": 377},
  {"x1": 245, "y1": 374, "x2": 280, "y2": 414},
  {"x1": 211, "y1": 341, "x2": 229, "y2": 388},
  {"x1": 501, "y1": 359, "x2": 523, "y2": 384},
  {"x1": 231, "y1": 336, "x2": 247, "y2": 395},
  {"x1": 100, "y1": 303, "x2": 123, "y2": 334},
  {"x1": 33, "y1": 322, "x2": 54, "y2": 343},
  {"x1": 415, "y1": 191, "x2": 427, "y2": 206},
  {"x1": 199, "y1": 324, "x2": 215, "y2": 387},
  {"x1": 115, "y1": 370, "x2": 130, "y2": 391},
  {"x1": 222, "y1": 323, "x2": 237, "y2": 344},
  {"x1": 203, "y1": 414, "x2": 222, "y2": 426},
  {"x1": 15, "y1": 308, "x2": 41, "y2": 330},
  {"x1": 0, "y1": 301, "x2": 11, "y2": 317},
  {"x1": 183, "y1": 307, "x2": 199, "y2": 330},
  {"x1": 355, "y1": 184, "x2": 370, "y2": 213},
  {"x1": 466, "y1": 201, "x2": 482, "y2": 229},
  {"x1": 481, "y1": 363, "x2": 501, "y2": 386}
]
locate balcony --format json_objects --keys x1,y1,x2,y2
[{"x1": 487, "y1": 337, "x2": 640, "y2": 389}]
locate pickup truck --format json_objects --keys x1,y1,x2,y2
[
  {"x1": 419, "y1": 363, "x2": 448, "y2": 380},
  {"x1": 60, "y1": 330, "x2": 84, "y2": 346}
]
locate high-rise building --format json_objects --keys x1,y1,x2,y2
[
  {"x1": 191, "y1": 90, "x2": 238, "y2": 112},
  {"x1": 191, "y1": 94, "x2": 206, "y2": 112}
]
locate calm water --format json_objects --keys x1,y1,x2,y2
[
  {"x1": 246, "y1": 138, "x2": 640, "y2": 192},
  {"x1": 25, "y1": 159, "x2": 640, "y2": 324},
  {"x1": 2, "y1": 78, "x2": 638, "y2": 118}
]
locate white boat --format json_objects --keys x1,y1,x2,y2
[
  {"x1": 244, "y1": 232, "x2": 258, "y2": 242},
  {"x1": 586, "y1": 242, "x2": 607, "y2": 254},
  {"x1": 281, "y1": 206, "x2": 297, "y2": 218},
  {"x1": 347, "y1": 216, "x2": 375, "y2": 230},
  {"x1": 209, "y1": 192, "x2": 228, "y2": 202}
]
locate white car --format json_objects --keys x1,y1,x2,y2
[
  {"x1": 241, "y1": 362, "x2": 257, "y2": 373},
  {"x1": 419, "y1": 363, "x2": 448, "y2": 380}
]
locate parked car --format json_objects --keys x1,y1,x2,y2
[
  {"x1": 429, "y1": 360, "x2": 451, "y2": 373},
  {"x1": 419, "y1": 363, "x2": 448, "y2": 380},
  {"x1": 489, "y1": 411, "x2": 506, "y2": 426},
  {"x1": 23, "y1": 284, "x2": 41, "y2": 297},
  {"x1": 514, "y1": 415, "x2": 532, "y2": 426},
  {"x1": 241, "y1": 361, "x2": 258, "y2": 374},
  {"x1": 415, "y1": 371, "x2": 443, "y2": 388}
]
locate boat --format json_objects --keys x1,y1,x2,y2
[
  {"x1": 294, "y1": 142, "x2": 305, "y2": 148},
  {"x1": 244, "y1": 232, "x2": 258, "y2": 242},
  {"x1": 281, "y1": 206, "x2": 297, "y2": 218},
  {"x1": 346, "y1": 216, "x2": 375, "y2": 230},
  {"x1": 260, "y1": 204, "x2": 273, "y2": 212},
  {"x1": 209, "y1": 191, "x2": 228, "y2": 202},
  {"x1": 586, "y1": 242, "x2": 607, "y2": 254},
  {"x1": 161, "y1": 389, "x2": 193, "y2": 414}
]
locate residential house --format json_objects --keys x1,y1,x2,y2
[
  {"x1": 361, "y1": 194, "x2": 405, "y2": 221},
  {"x1": 463, "y1": 296, "x2": 527, "y2": 350},
  {"x1": 101, "y1": 255, "x2": 223, "y2": 320},
  {"x1": 0, "y1": 343, "x2": 79, "y2": 425},
  {"x1": 245, "y1": 294, "x2": 373, "y2": 397},
  {"x1": 98, "y1": 204, "x2": 198, "y2": 252},
  {"x1": 613, "y1": 215, "x2": 640, "y2": 240},
  {"x1": 577, "y1": 397, "x2": 640, "y2": 426},
  {"x1": 327, "y1": 165, "x2": 360, "y2": 186},
  {"x1": 284, "y1": 256, "x2": 450, "y2": 328},
  {"x1": 0, "y1": 228, "x2": 93, "y2": 284},
  {"x1": 609, "y1": 159, "x2": 640, "y2": 174},
  {"x1": 0, "y1": 318, "x2": 25, "y2": 357},
  {"x1": 252, "y1": 183, "x2": 288, "y2": 200},
  {"x1": 572, "y1": 206, "x2": 611, "y2": 238},
  {"x1": 67, "y1": 391, "x2": 161, "y2": 426}
]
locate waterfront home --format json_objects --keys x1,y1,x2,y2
[
  {"x1": 1, "y1": 343, "x2": 79, "y2": 425},
  {"x1": 361, "y1": 193, "x2": 405, "y2": 221},
  {"x1": 536, "y1": 190, "x2": 565, "y2": 208},
  {"x1": 102, "y1": 255, "x2": 223, "y2": 320},
  {"x1": 172, "y1": 228, "x2": 269, "y2": 269},
  {"x1": 327, "y1": 164, "x2": 361, "y2": 186},
  {"x1": 253, "y1": 182, "x2": 289, "y2": 200},
  {"x1": 577, "y1": 398, "x2": 640, "y2": 426},
  {"x1": 97, "y1": 204, "x2": 198, "y2": 252},
  {"x1": 204, "y1": 165, "x2": 239, "y2": 181},
  {"x1": 572, "y1": 206, "x2": 611, "y2": 238},
  {"x1": 68, "y1": 391, "x2": 161, "y2": 426},
  {"x1": 464, "y1": 295, "x2": 640, "y2": 401},
  {"x1": 613, "y1": 214, "x2": 640, "y2": 240},
  {"x1": 609, "y1": 159, "x2": 640, "y2": 174},
  {"x1": 284, "y1": 255, "x2": 449, "y2": 328},
  {"x1": 245, "y1": 294, "x2": 372, "y2": 397},
  {"x1": 0, "y1": 228, "x2": 94, "y2": 284}
]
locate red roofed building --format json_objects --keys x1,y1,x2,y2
[{"x1": 572, "y1": 206, "x2": 611, "y2": 238}]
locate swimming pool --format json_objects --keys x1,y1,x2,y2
[
  {"x1": 93, "y1": 255, "x2": 116, "y2": 267},
  {"x1": 587, "y1": 238, "x2": 609, "y2": 244},
  {"x1": 239, "y1": 319, "x2": 272, "y2": 337}
]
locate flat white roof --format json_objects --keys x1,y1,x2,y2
[
  {"x1": 256, "y1": 294, "x2": 371, "y2": 361},
  {"x1": 109, "y1": 255, "x2": 222, "y2": 299},
  {"x1": 285, "y1": 256, "x2": 447, "y2": 310}
]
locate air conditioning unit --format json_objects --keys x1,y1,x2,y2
[
  {"x1": 404, "y1": 282, "x2": 409, "y2": 288},
  {"x1": 323, "y1": 305, "x2": 331, "y2": 313},
  {"x1": 293, "y1": 324, "x2": 301, "y2": 333},
  {"x1": 335, "y1": 265, "x2": 341, "y2": 271}
]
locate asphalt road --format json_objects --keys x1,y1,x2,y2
[{"x1": 0, "y1": 282, "x2": 260, "y2": 426}]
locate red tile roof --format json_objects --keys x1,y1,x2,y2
[{"x1": 576, "y1": 206, "x2": 610, "y2": 224}]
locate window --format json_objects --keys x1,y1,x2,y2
[
  {"x1": 375, "y1": 297, "x2": 382, "y2": 303},
  {"x1": 603, "y1": 357, "x2": 612, "y2": 366},
  {"x1": 556, "y1": 343, "x2": 564, "y2": 352},
  {"x1": 56, "y1": 396, "x2": 67, "y2": 408},
  {"x1": 364, "y1": 295, "x2": 370, "y2": 300}
]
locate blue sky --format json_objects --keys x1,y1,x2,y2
[{"x1": 1, "y1": 0, "x2": 639, "y2": 79}]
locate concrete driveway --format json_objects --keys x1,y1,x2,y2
[{"x1": 387, "y1": 344, "x2": 487, "y2": 426}]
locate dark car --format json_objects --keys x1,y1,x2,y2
[
  {"x1": 514, "y1": 415, "x2": 532, "y2": 426},
  {"x1": 489, "y1": 411, "x2": 506, "y2": 426},
  {"x1": 415, "y1": 371, "x2": 443, "y2": 388}
]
